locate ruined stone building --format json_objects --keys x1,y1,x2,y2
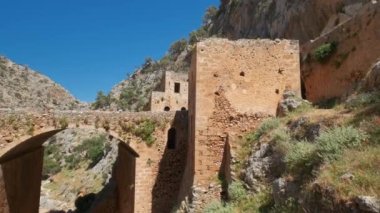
[
  {"x1": 186, "y1": 38, "x2": 301, "y2": 208},
  {"x1": 149, "y1": 71, "x2": 188, "y2": 112},
  {"x1": 0, "y1": 38, "x2": 301, "y2": 212}
]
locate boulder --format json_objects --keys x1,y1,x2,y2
[{"x1": 356, "y1": 196, "x2": 380, "y2": 213}]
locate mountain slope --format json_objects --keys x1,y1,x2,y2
[{"x1": 0, "y1": 56, "x2": 83, "y2": 110}]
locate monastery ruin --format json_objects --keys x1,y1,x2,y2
[{"x1": 0, "y1": 38, "x2": 301, "y2": 212}]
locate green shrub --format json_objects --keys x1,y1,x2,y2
[
  {"x1": 271, "y1": 128, "x2": 291, "y2": 143},
  {"x1": 203, "y1": 201, "x2": 233, "y2": 213},
  {"x1": 43, "y1": 156, "x2": 61, "y2": 177},
  {"x1": 132, "y1": 120, "x2": 156, "y2": 146},
  {"x1": 228, "y1": 181, "x2": 247, "y2": 202},
  {"x1": 75, "y1": 135, "x2": 110, "y2": 167},
  {"x1": 285, "y1": 141, "x2": 318, "y2": 175},
  {"x1": 317, "y1": 126, "x2": 367, "y2": 161},
  {"x1": 247, "y1": 118, "x2": 280, "y2": 141},
  {"x1": 313, "y1": 42, "x2": 337, "y2": 62},
  {"x1": 65, "y1": 154, "x2": 81, "y2": 169}
]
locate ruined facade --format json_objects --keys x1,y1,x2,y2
[
  {"x1": 187, "y1": 38, "x2": 301, "y2": 207},
  {"x1": 0, "y1": 38, "x2": 302, "y2": 212},
  {"x1": 149, "y1": 71, "x2": 188, "y2": 112}
]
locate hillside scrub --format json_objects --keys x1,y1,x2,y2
[
  {"x1": 316, "y1": 146, "x2": 380, "y2": 200},
  {"x1": 207, "y1": 96, "x2": 378, "y2": 211}
]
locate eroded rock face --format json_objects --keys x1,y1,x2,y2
[
  {"x1": 210, "y1": 0, "x2": 370, "y2": 43},
  {"x1": 242, "y1": 143, "x2": 285, "y2": 192}
]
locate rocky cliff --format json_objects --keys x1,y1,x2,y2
[
  {"x1": 0, "y1": 56, "x2": 84, "y2": 110},
  {"x1": 210, "y1": 0, "x2": 371, "y2": 43}
]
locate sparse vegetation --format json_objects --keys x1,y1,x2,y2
[
  {"x1": 247, "y1": 117, "x2": 280, "y2": 141},
  {"x1": 316, "y1": 146, "x2": 380, "y2": 200},
  {"x1": 43, "y1": 143, "x2": 63, "y2": 178},
  {"x1": 285, "y1": 141, "x2": 318, "y2": 175},
  {"x1": 59, "y1": 117, "x2": 69, "y2": 129},
  {"x1": 75, "y1": 134, "x2": 110, "y2": 168},
  {"x1": 131, "y1": 119, "x2": 156, "y2": 146},
  {"x1": 316, "y1": 126, "x2": 366, "y2": 161},
  {"x1": 313, "y1": 42, "x2": 337, "y2": 62},
  {"x1": 345, "y1": 92, "x2": 380, "y2": 110},
  {"x1": 203, "y1": 182, "x2": 273, "y2": 213}
]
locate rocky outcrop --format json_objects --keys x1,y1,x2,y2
[
  {"x1": 242, "y1": 143, "x2": 285, "y2": 192},
  {"x1": 0, "y1": 57, "x2": 84, "y2": 110},
  {"x1": 0, "y1": 56, "x2": 85, "y2": 111},
  {"x1": 362, "y1": 60, "x2": 380, "y2": 91},
  {"x1": 210, "y1": 0, "x2": 370, "y2": 43}
]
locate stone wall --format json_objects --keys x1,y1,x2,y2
[
  {"x1": 301, "y1": 2, "x2": 380, "y2": 102},
  {"x1": 188, "y1": 38, "x2": 300, "y2": 208},
  {"x1": 150, "y1": 71, "x2": 188, "y2": 112},
  {"x1": 0, "y1": 110, "x2": 189, "y2": 212}
]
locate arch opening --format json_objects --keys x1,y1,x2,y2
[
  {"x1": 0, "y1": 128, "x2": 138, "y2": 213},
  {"x1": 164, "y1": 106, "x2": 170, "y2": 111}
]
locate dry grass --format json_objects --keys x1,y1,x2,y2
[{"x1": 316, "y1": 146, "x2": 380, "y2": 200}]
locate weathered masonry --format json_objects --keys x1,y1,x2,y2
[
  {"x1": 0, "y1": 110, "x2": 188, "y2": 212},
  {"x1": 187, "y1": 38, "x2": 301, "y2": 208},
  {"x1": 149, "y1": 71, "x2": 188, "y2": 112}
]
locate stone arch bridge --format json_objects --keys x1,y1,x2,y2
[{"x1": 0, "y1": 109, "x2": 189, "y2": 213}]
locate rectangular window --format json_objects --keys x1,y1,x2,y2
[{"x1": 174, "y1": 82, "x2": 180, "y2": 93}]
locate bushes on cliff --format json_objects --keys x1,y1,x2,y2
[
  {"x1": 43, "y1": 143, "x2": 63, "y2": 178},
  {"x1": 65, "y1": 135, "x2": 110, "y2": 169},
  {"x1": 77, "y1": 134, "x2": 110, "y2": 168},
  {"x1": 313, "y1": 42, "x2": 337, "y2": 62}
]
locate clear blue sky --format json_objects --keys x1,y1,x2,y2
[{"x1": 0, "y1": 0, "x2": 219, "y2": 102}]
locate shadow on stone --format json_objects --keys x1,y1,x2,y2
[{"x1": 151, "y1": 111, "x2": 189, "y2": 212}]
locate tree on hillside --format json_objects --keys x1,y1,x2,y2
[{"x1": 92, "y1": 91, "x2": 111, "y2": 110}]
